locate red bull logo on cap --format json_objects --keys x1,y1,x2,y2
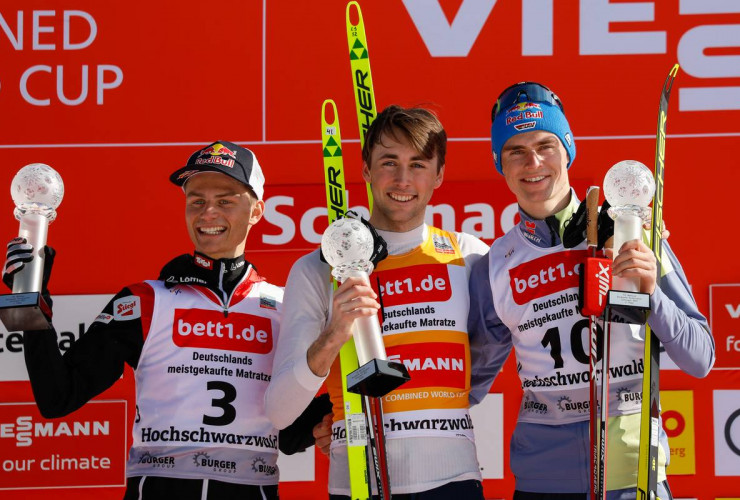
[
  {"x1": 507, "y1": 109, "x2": 544, "y2": 125},
  {"x1": 195, "y1": 156, "x2": 235, "y2": 168},
  {"x1": 506, "y1": 102, "x2": 541, "y2": 115},
  {"x1": 200, "y1": 143, "x2": 238, "y2": 159}
]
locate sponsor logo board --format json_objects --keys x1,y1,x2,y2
[
  {"x1": 713, "y1": 390, "x2": 740, "y2": 476},
  {"x1": 0, "y1": 401, "x2": 126, "y2": 489},
  {"x1": 710, "y1": 284, "x2": 740, "y2": 369},
  {"x1": 661, "y1": 390, "x2": 696, "y2": 475}
]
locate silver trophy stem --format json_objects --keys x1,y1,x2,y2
[
  {"x1": 12, "y1": 213, "x2": 49, "y2": 294},
  {"x1": 612, "y1": 212, "x2": 641, "y2": 293},
  {"x1": 347, "y1": 269, "x2": 387, "y2": 365}
]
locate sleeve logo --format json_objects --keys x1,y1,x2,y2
[
  {"x1": 113, "y1": 297, "x2": 141, "y2": 321},
  {"x1": 94, "y1": 313, "x2": 114, "y2": 324}
]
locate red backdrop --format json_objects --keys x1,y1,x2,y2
[{"x1": 1, "y1": 1, "x2": 739, "y2": 498}]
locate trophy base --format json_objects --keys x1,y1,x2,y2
[
  {"x1": 606, "y1": 290, "x2": 650, "y2": 324},
  {"x1": 0, "y1": 292, "x2": 52, "y2": 332},
  {"x1": 347, "y1": 359, "x2": 411, "y2": 398}
]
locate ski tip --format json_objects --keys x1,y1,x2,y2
[
  {"x1": 347, "y1": 1, "x2": 363, "y2": 27},
  {"x1": 662, "y1": 64, "x2": 679, "y2": 107},
  {"x1": 322, "y1": 99, "x2": 338, "y2": 125}
]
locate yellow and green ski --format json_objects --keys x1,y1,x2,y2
[
  {"x1": 346, "y1": 4, "x2": 395, "y2": 497},
  {"x1": 322, "y1": 99, "x2": 371, "y2": 500},
  {"x1": 346, "y1": 0, "x2": 377, "y2": 211},
  {"x1": 636, "y1": 63, "x2": 679, "y2": 500}
]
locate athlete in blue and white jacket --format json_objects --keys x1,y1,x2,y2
[{"x1": 468, "y1": 82, "x2": 714, "y2": 500}]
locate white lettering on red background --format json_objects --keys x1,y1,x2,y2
[
  {"x1": 374, "y1": 264, "x2": 452, "y2": 308},
  {"x1": 172, "y1": 309, "x2": 273, "y2": 354},
  {"x1": 509, "y1": 250, "x2": 586, "y2": 305},
  {"x1": 0, "y1": 415, "x2": 110, "y2": 447},
  {"x1": 387, "y1": 342, "x2": 466, "y2": 390},
  {"x1": 113, "y1": 296, "x2": 140, "y2": 321},
  {"x1": 194, "y1": 255, "x2": 213, "y2": 269}
]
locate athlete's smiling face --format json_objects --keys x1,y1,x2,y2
[
  {"x1": 362, "y1": 131, "x2": 444, "y2": 232},
  {"x1": 184, "y1": 172, "x2": 264, "y2": 259},
  {"x1": 501, "y1": 130, "x2": 571, "y2": 219}
]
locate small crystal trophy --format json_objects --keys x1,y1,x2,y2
[
  {"x1": 321, "y1": 216, "x2": 410, "y2": 397},
  {"x1": 602, "y1": 160, "x2": 654, "y2": 323},
  {"x1": 0, "y1": 163, "x2": 64, "y2": 331}
]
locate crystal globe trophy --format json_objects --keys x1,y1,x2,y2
[
  {"x1": 321, "y1": 216, "x2": 409, "y2": 397},
  {"x1": 0, "y1": 163, "x2": 64, "y2": 331},
  {"x1": 602, "y1": 160, "x2": 653, "y2": 322}
]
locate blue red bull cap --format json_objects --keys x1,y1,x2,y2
[
  {"x1": 490, "y1": 82, "x2": 576, "y2": 175},
  {"x1": 170, "y1": 140, "x2": 265, "y2": 200}
]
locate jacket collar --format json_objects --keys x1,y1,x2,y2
[{"x1": 516, "y1": 188, "x2": 580, "y2": 248}]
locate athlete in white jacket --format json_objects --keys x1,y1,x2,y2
[
  {"x1": 468, "y1": 82, "x2": 715, "y2": 500},
  {"x1": 266, "y1": 105, "x2": 490, "y2": 499}
]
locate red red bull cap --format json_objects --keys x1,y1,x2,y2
[{"x1": 169, "y1": 140, "x2": 265, "y2": 200}]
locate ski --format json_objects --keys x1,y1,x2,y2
[
  {"x1": 636, "y1": 63, "x2": 679, "y2": 500},
  {"x1": 322, "y1": 99, "x2": 372, "y2": 500},
  {"x1": 346, "y1": 0, "x2": 377, "y2": 211},
  {"x1": 345, "y1": 3, "x2": 394, "y2": 499}
]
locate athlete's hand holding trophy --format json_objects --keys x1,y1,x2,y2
[
  {"x1": 0, "y1": 163, "x2": 64, "y2": 331},
  {"x1": 321, "y1": 213, "x2": 409, "y2": 397}
]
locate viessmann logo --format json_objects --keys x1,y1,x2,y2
[
  {"x1": 387, "y1": 342, "x2": 466, "y2": 390},
  {"x1": 172, "y1": 309, "x2": 273, "y2": 354},
  {"x1": 509, "y1": 250, "x2": 585, "y2": 304},
  {"x1": 0, "y1": 415, "x2": 110, "y2": 447}
]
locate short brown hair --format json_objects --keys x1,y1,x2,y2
[{"x1": 362, "y1": 105, "x2": 446, "y2": 171}]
